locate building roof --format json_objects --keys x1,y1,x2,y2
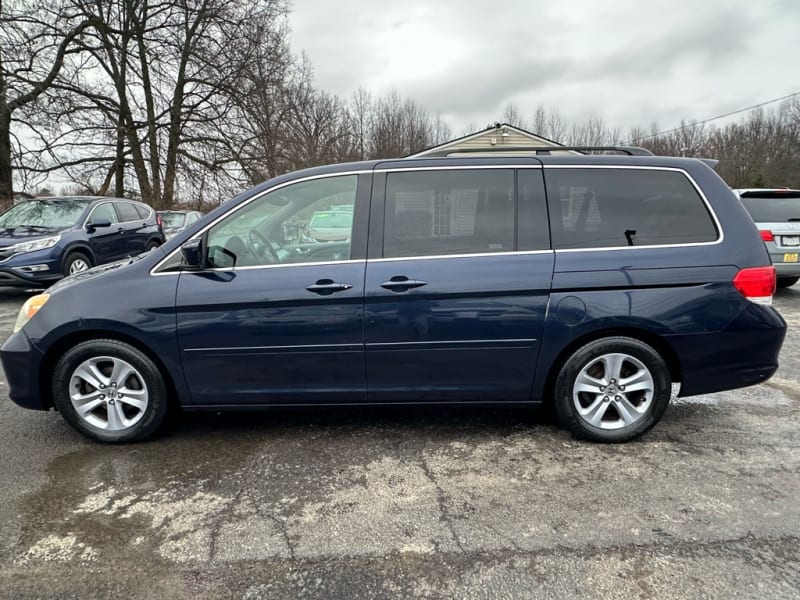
[{"x1": 408, "y1": 122, "x2": 563, "y2": 158}]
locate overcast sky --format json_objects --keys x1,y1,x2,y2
[{"x1": 290, "y1": 0, "x2": 800, "y2": 135}]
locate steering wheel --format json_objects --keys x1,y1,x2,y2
[{"x1": 248, "y1": 229, "x2": 280, "y2": 264}]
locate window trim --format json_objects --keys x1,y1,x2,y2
[
  {"x1": 543, "y1": 165, "x2": 723, "y2": 253},
  {"x1": 151, "y1": 170, "x2": 371, "y2": 276}
]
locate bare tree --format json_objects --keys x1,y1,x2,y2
[{"x1": 0, "y1": 0, "x2": 99, "y2": 207}]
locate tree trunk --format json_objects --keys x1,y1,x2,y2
[{"x1": 0, "y1": 107, "x2": 13, "y2": 210}]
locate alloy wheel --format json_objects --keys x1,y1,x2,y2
[
  {"x1": 572, "y1": 352, "x2": 654, "y2": 430},
  {"x1": 68, "y1": 356, "x2": 149, "y2": 431}
]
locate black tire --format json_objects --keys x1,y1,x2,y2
[
  {"x1": 62, "y1": 251, "x2": 93, "y2": 276},
  {"x1": 145, "y1": 239, "x2": 161, "y2": 251},
  {"x1": 777, "y1": 276, "x2": 799, "y2": 288},
  {"x1": 554, "y1": 336, "x2": 671, "y2": 443},
  {"x1": 52, "y1": 339, "x2": 169, "y2": 443}
]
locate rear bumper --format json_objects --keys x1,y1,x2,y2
[
  {"x1": 0, "y1": 330, "x2": 48, "y2": 410},
  {"x1": 668, "y1": 303, "x2": 786, "y2": 397}
]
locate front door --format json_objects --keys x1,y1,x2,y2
[
  {"x1": 86, "y1": 202, "x2": 126, "y2": 263},
  {"x1": 364, "y1": 166, "x2": 554, "y2": 402},
  {"x1": 175, "y1": 173, "x2": 371, "y2": 406}
]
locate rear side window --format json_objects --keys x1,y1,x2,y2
[
  {"x1": 383, "y1": 169, "x2": 514, "y2": 258},
  {"x1": 545, "y1": 168, "x2": 718, "y2": 249},
  {"x1": 116, "y1": 202, "x2": 140, "y2": 222}
]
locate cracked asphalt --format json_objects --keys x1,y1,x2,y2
[{"x1": 0, "y1": 287, "x2": 799, "y2": 599}]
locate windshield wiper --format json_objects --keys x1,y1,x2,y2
[{"x1": 15, "y1": 224, "x2": 54, "y2": 231}]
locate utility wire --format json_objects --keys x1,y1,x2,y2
[{"x1": 632, "y1": 90, "x2": 800, "y2": 142}]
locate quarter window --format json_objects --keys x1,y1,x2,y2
[
  {"x1": 383, "y1": 169, "x2": 514, "y2": 258},
  {"x1": 545, "y1": 169, "x2": 718, "y2": 249},
  {"x1": 205, "y1": 175, "x2": 358, "y2": 268},
  {"x1": 133, "y1": 204, "x2": 151, "y2": 219}
]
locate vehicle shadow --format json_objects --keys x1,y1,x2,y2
[{"x1": 168, "y1": 404, "x2": 559, "y2": 441}]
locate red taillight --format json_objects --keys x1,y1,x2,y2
[
  {"x1": 760, "y1": 230, "x2": 774, "y2": 242},
  {"x1": 733, "y1": 266, "x2": 776, "y2": 304},
  {"x1": 157, "y1": 215, "x2": 163, "y2": 227}
]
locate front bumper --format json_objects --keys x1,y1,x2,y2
[
  {"x1": 0, "y1": 268, "x2": 60, "y2": 288},
  {"x1": 0, "y1": 329, "x2": 48, "y2": 410}
]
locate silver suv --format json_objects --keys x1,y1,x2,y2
[{"x1": 735, "y1": 188, "x2": 800, "y2": 288}]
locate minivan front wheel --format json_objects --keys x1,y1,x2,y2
[
  {"x1": 52, "y1": 339, "x2": 168, "y2": 443},
  {"x1": 554, "y1": 337, "x2": 671, "y2": 443}
]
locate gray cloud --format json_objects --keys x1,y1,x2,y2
[{"x1": 289, "y1": 0, "x2": 800, "y2": 133}]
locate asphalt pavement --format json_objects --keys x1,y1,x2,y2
[{"x1": 0, "y1": 287, "x2": 798, "y2": 599}]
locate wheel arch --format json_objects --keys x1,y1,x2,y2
[
  {"x1": 539, "y1": 327, "x2": 682, "y2": 406},
  {"x1": 63, "y1": 243, "x2": 95, "y2": 263},
  {"x1": 39, "y1": 329, "x2": 181, "y2": 412}
]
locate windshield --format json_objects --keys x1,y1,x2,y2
[
  {"x1": 740, "y1": 195, "x2": 800, "y2": 222},
  {"x1": 0, "y1": 199, "x2": 88, "y2": 230},
  {"x1": 310, "y1": 211, "x2": 353, "y2": 228},
  {"x1": 161, "y1": 212, "x2": 187, "y2": 229}
]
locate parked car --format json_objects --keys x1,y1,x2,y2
[
  {"x1": 0, "y1": 196, "x2": 164, "y2": 288},
  {"x1": 1, "y1": 148, "x2": 786, "y2": 443},
  {"x1": 303, "y1": 208, "x2": 353, "y2": 242},
  {"x1": 158, "y1": 210, "x2": 203, "y2": 240},
  {"x1": 733, "y1": 188, "x2": 800, "y2": 288}
]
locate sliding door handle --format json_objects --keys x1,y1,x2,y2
[{"x1": 380, "y1": 276, "x2": 428, "y2": 292}]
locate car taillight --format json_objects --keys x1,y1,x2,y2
[
  {"x1": 733, "y1": 266, "x2": 776, "y2": 305},
  {"x1": 157, "y1": 215, "x2": 163, "y2": 227},
  {"x1": 760, "y1": 230, "x2": 774, "y2": 242}
]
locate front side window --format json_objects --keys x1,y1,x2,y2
[
  {"x1": 206, "y1": 175, "x2": 358, "y2": 268},
  {"x1": 89, "y1": 202, "x2": 118, "y2": 224},
  {"x1": 383, "y1": 169, "x2": 514, "y2": 258},
  {"x1": 546, "y1": 169, "x2": 718, "y2": 249}
]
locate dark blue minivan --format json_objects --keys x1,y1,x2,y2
[
  {"x1": 0, "y1": 196, "x2": 164, "y2": 288},
  {"x1": 0, "y1": 149, "x2": 786, "y2": 442}
]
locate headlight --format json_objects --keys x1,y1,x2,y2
[
  {"x1": 9, "y1": 235, "x2": 60, "y2": 254},
  {"x1": 13, "y1": 293, "x2": 50, "y2": 333}
]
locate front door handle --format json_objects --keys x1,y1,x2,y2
[
  {"x1": 306, "y1": 279, "x2": 353, "y2": 295},
  {"x1": 380, "y1": 275, "x2": 428, "y2": 292}
]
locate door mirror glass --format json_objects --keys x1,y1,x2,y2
[
  {"x1": 180, "y1": 238, "x2": 205, "y2": 268},
  {"x1": 87, "y1": 218, "x2": 112, "y2": 230}
]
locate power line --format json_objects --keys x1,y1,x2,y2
[{"x1": 632, "y1": 90, "x2": 800, "y2": 142}]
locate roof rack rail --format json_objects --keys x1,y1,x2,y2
[{"x1": 418, "y1": 145, "x2": 654, "y2": 158}]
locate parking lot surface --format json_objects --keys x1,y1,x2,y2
[{"x1": 0, "y1": 288, "x2": 798, "y2": 599}]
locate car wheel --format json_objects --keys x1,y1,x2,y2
[
  {"x1": 554, "y1": 336, "x2": 671, "y2": 443},
  {"x1": 52, "y1": 339, "x2": 169, "y2": 443},
  {"x1": 777, "y1": 277, "x2": 799, "y2": 288},
  {"x1": 146, "y1": 240, "x2": 161, "y2": 252},
  {"x1": 63, "y1": 252, "x2": 92, "y2": 275}
]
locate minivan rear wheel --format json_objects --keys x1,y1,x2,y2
[
  {"x1": 52, "y1": 339, "x2": 168, "y2": 443},
  {"x1": 554, "y1": 337, "x2": 671, "y2": 443}
]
